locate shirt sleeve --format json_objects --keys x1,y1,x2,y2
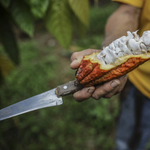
[{"x1": 112, "y1": 0, "x2": 144, "y2": 8}]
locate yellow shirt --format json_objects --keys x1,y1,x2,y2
[{"x1": 113, "y1": 0, "x2": 150, "y2": 98}]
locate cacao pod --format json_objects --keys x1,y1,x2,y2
[{"x1": 76, "y1": 30, "x2": 150, "y2": 87}]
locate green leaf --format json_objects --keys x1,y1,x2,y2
[
  {"x1": 25, "y1": 0, "x2": 50, "y2": 18},
  {"x1": 0, "y1": 53, "x2": 14, "y2": 76},
  {"x1": 0, "y1": 0, "x2": 10, "y2": 8},
  {"x1": 68, "y1": 0, "x2": 89, "y2": 27},
  {"x1": 45, "y1": 0, "x2": 73, "y2": 49},
  {"x1": 10, "y1": 0, "x2": 34, "y2": 37},
  {"x1": 76, "y1": 17, "x2": 87, "y2": 38},
  {"x1": 0, "y1": 5, "x2": 19, "y2": 65}
]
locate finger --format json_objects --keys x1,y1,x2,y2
[
  {"x1": 104, "y1": 86, "x2": 120, "y2": 98},
  {"x1": 70, "y1": 49, "x2": 100, "y2": 69},
  {"x1": 73, "y1": 86, "x2": 95, "y2": 102},
  {"x1": 70, "y1": 49, "x2": 100, "y2": 62},
  {"x1": 92, "y1": 80, "x2": 120, "y2": 100},
  {"x1": 117, "y1": 75, "x2": 128, "y2": 93},
  {"x1": 104, "y1": 75, "x2": 128, "y2": 98}
]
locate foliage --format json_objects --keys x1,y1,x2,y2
[
  {"x1": 0, "y1": 5, "x2": 19, "y2": 65},
  {"x1": 45, "y1": 0, "x2": 73, "y2": 49},
  {"x1": 0, "y1": 39, "x2": 119, "y2": 150},
  {"x1": 25, "y1": 0, "x2": 49, "y2": 18},
  {"x1": 68, "y1": 0, "x2": 89, "y2": 27},
  {"x1": 45, "y1": 0, "x2": 89, "y2": 49},
  {"x1": 0, "y1": 0, "x2": 90, "y2": 81},
  {"x1": 0, "y1": 54, "x2": 14, "y2": 76},
  {"x1": 10, "y1": 0, "x2": 34, "y2": 37},
  {"x1": 0, "y1": 0, "x2": 89, "y2": 62},
  {"x1": 0, "y1": 0, "x2": 11, "y2": 8}
]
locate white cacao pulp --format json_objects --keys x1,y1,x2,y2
[{"x1": 97, "y1": 30, "x2": 150, "y2": 65}]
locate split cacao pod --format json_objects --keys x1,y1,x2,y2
[{"x1": 76, "y1": 31, "x2": 150, "y2": 87}]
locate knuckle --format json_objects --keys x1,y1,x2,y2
[
  {"x1": 93, "y1": 87, "x2": 111, "y2": 99},
  {"x1": 103, "y1": 87, "x2": 112, "y2": 94},
  {"x1": 93, "y1": 96, "x2": 100, "y2": 100},
  {"x1": 104, "y1": 94, "x2": 113, "y2": 99},
  {"x1": 92, "y1": 93, "x2": 101, "y2": 100}
]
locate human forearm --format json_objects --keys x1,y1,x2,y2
[{"x1": 103, "y1": 4, "x2": 141, "y2": 46}]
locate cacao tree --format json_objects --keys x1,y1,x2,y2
[{"x1": 0, "y1": 0, "x2": 89, "y2": 79}]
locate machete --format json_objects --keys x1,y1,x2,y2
[{"x1": 0, "y1": 80, "x2": 83, "y2": 121}]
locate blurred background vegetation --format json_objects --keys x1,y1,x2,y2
[{"x1": 0, "y1": 0, "x2": 123, "y2": 150}]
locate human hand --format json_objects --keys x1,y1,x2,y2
[{"x1": 70, "y1": 49, "x2": 128, "y2": 102}]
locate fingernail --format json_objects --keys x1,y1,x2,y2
[
  {"x1": 73, "y1": 58, "x2": 77, "y2": 61},
  {"x1": 87, "y1": 87, "x2": 95, "y2": 94},
  {"x1": 111, "y1": 80, "x2": 120, "y2": 88}
]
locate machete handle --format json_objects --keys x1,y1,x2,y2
[{"x1": 55, "y1": 80, "x2": 84, "y2": 97}]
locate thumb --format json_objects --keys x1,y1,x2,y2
[
  {"x1": 70, "y1": 54, "x2": 84, "y2": 69},
  {"x1": 70, "y1": 58, "x2": 82, "y2": 69}
]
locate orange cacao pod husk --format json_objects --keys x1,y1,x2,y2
[{"x1": 75, "y1": 31, "x2": 150, "y2": 86}]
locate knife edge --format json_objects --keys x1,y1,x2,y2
[{"x1": 0, "y1": 88, "x2": 63, "y2": 121}]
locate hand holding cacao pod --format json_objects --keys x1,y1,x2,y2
[{"x1": 70, "y1": 31, "x2": 150, "y2": 101}]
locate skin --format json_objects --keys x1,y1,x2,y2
[{"x1": 70, "y1": 4, "x2": 141, "y2": 102}]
